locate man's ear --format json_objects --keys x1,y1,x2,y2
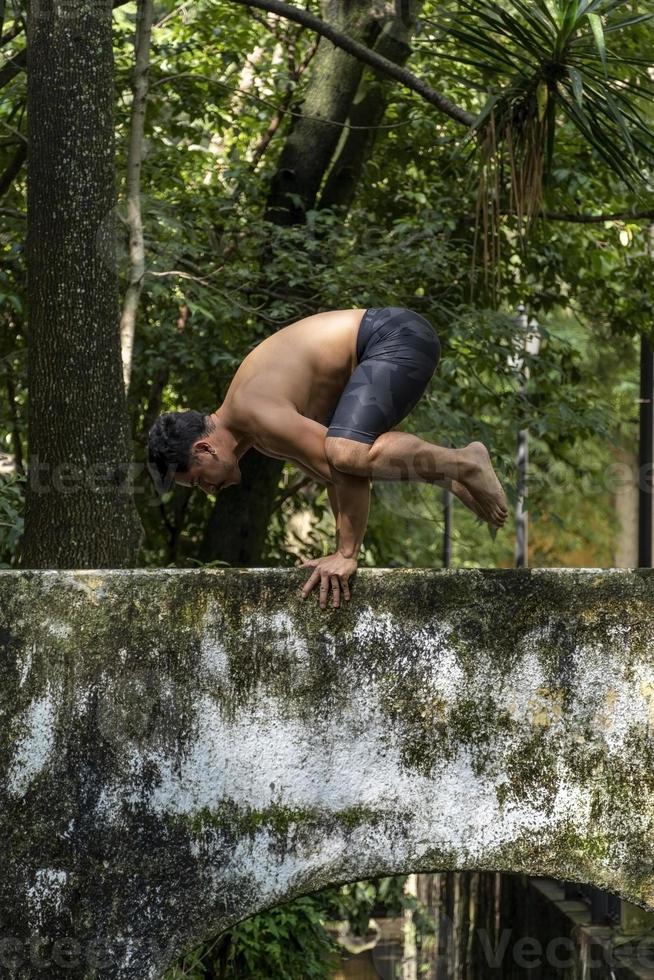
[{"x1": 193, "y1": 440, "x2": 214, "y2": 456}]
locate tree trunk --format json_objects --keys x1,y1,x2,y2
[
  {"x1": 319, "y1": 0, "x2": 424, "y2": 212},
  {"x1": 612, "y1": 444, "x2": 638, "y2": 567},
  {"x1": 21, "y1": 0, "x2": 143, "y2": 568},
  {"x1": 264, "y1": 0, "x2": 384, "y2": 225},
  {"x1": 199, "y1": 448, "x2": 284, "y2": 566},
  {"x1": 200, "y1": 0, "x2": 388, "y2": 567}
]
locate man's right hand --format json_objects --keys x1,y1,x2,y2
[{"x1": 299, "y1": 552, "x2": 357, "y2": 609}]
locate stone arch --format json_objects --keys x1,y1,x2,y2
[{"x1": 2, "y1": 568, "x2": 654, "y2": 978}]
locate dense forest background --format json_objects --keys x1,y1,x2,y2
[
  {"x1": 3, "y1": 0, "x2": 653, "y2": 574},
  {"x1": 2, "y1": 0, "x2": 654, "y2": 974}
]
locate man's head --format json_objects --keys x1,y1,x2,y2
[{"x1": 147, "y1": 410, "x2": 241, "y2": 496}]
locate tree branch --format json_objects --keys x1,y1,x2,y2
[
  {"x1": 120, "y1": 0, "x2": 154, "y2": 392},
  {"x1": 0, "y1": 142, "x2": 26, "y2": 197},
  {"x1": 497, "y1": 208, "x2": 654, "y2": 224},
  {"x1": 229, "y1": 0, "x2": 475, "y2": 127},
  {"x1": 0, "y1": 48, "x2": 24, "y2": 90},
  {"x1": 1, "y1": 22, "x2": 23, "y2": 46}
]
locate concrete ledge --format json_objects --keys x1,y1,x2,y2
[{"x1": 2, "y1": 568, "x2": 654, "y2": 978}]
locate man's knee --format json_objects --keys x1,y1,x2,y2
[{"x1": 325, "y1": 436, "x2": 371, "y2": 473}]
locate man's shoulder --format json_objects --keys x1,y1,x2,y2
[
  {"x1": 228, "y1": 393, "x2": 300, "y2": 433},
  {"x1": 232, "y1": 398, "x2": 320, "y2": 462}
]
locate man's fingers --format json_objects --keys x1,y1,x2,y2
[
  {"x1": 300, "y1": 563, "x2": 354, "y2": 608},
  {"x1": 301, "y1": 568, "x2": 321, "y2": 599},
  {"x1": 319, "y1": 572, "x2": 331, "y2": 608}
]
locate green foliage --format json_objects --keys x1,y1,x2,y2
[
  {"x1": 166, "y1": 897, "x2": 340, "y2": 979},
  {"x1": 0, "y1": 473, "x2": 24, "y2": 567},
  {"x1": 431, "y1": 0, "x2": 654, "y2": 234},
  {"x1": 166, "y1": 877, "x2": 437, "y2": 979},
  {"x1": 2, "y1": 0, "x2": 648, "y2": 572}
]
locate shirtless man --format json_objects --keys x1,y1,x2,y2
[{"x1": 148, "y1": 307, "x2": 508, "y2": 609}]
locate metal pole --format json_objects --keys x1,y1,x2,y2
[
  {"x1": 639, "y1": 333, "x2": 653, "y2": 567},
  {"x1": 514, "y1": 304, "x2": 529, "y2": 568},
  {"x1": 442, "y1": 486, "x2": 452, "y2": 567},
  {"x1": 515, "y1": 425, "x2": 528, "y2": 568}
]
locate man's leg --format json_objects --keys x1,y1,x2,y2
[{"x1": 325, "y1": 432, "x2": 508, "y2": 526}]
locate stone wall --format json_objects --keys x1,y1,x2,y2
[{"x1": 2, "y1": 568, "x2": 654, "y2": 978}]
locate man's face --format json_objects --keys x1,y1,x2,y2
[{"x1": 174, "y1": 446, "x2": 240, "y2": 496}]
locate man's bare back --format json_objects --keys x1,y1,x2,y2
[{"x1": 222, "y1": 309, "x2": 365, "y2": 430}]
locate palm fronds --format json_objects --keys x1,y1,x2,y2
[{"x1": 433, "y1": 0, "x2": 654, "y2": 271}]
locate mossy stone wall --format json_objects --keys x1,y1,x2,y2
[{"x1": 2, "y1": 568, "x2": 654, "y2": 978}]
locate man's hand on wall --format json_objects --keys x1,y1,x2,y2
[{"x1": 299, "y1": 553, "x2": 358, "y2": 609}]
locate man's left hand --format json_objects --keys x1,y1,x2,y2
[{"x1": 300, "y1": 553, "x2": 357, "y2": 609}]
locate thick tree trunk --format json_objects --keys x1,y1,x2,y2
[
  {"x1": 200, "y1": 0, "x2": 388, "y2": 567},
  {"x1": 319, "y1": 0, "x2": 424, "y2": 212},
  {"x1": 21, "y1": 0, "x2": 143, "y2": 568},
  {"x1": 264, "y1": 0, "x2": 384, "y2": 225}
]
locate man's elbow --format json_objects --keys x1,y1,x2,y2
[{"x1": 294, "y1": 459, "x2": 334, "y2": 485}]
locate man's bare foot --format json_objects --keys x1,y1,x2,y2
[
  {"x1": 435, "y1": 476, "x2": 500, "y2": 530},
  {"x1": 449, "y1": 480, "x2": 487, "y2": 521},
  {"x1": 459, "y1": 441, "x2": 509, "y2": 526}
]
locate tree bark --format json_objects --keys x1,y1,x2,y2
[
  {"x1": 21, "y1": 0, "x2": 143, "y2": 568},
  {"x1": 264, "y1": 0, "x2": 386, "y2": 225},
  {"x1": 319, "y1": 0, "x2": 425, "y2": 212}
]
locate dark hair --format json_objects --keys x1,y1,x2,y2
[{"x1": 147, "y1": 411, "x2": 215, "y2": 492}]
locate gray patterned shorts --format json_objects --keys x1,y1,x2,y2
[{"x1": 325, "y1": 307, "x2": 441, "y2": 445}]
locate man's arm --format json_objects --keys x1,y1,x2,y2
[
  {"x1": 327, "y1": 483, "x2": 340, "y2": 551},
  {"x1": 329, "y1": 468, "x2": 370, "y2": 559},
  {"x1": 254, "y1": 403, "x2": 370, "y2": 554},
  {"x1": 252, "y1": 403, "x2": 367, "y2": 606},
  {"x1": 251, "y1": 403, "x2": 334, "y2": 483},
  {"x1": 301, "y1": 472, "x2": 365, "y2": 606}
]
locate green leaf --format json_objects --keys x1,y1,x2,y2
[
  {"x1": 604, "y1": 88, "x2": 636, "y2": 156},
  {"x1": 568, "y1": 66, "x2": 584, "y2": 106},
  {"x1": 541, "y1": 0, "x2": 561, "y2": 26},
  {"x1": 586, "y1": 12, "x2": 607, "y2": 74},
  {"x1": 603, "y1": 12, "x2": 654, "y2": 33},
  {"x1": 560, "y1": 0, "x2": 582, "y2": 43},
  {"x1": 470, "y1": 92, "x2": 503, "y2": 132}
]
